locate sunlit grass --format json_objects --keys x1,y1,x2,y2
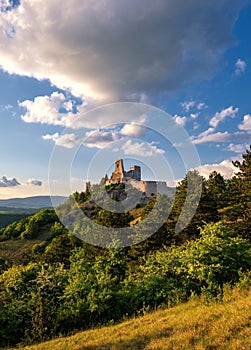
[{"x1": 15, "y1": 286, "x2": 251, "y2": 350}]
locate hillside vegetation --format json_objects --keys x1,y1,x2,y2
[
  {"x1": 17, "y1": 286, "x2": 251, "y2": 350},
  {"x1": 0, "y1": 146, "x2": 250, "y2": 348}
]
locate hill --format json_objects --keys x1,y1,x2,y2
[
  {"x1": 0, "y1": 196, "x2": 67, "y2": 209},
  {"x1": 0, "y1": 196, "x2": 67, "y2": 228},
  {"x1": 0, "y1": 147, "x2": 250, "y2": 348},
  {"x1": 16, "y1": 286, "x2": 251, "y2": 350}
]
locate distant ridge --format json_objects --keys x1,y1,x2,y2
[{"x1": 0, "y1": 196, "x2": 67, "y2": 209}]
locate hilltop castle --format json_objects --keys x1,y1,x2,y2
[{"x1": 102, "y1": 159, "x2": 170, "y2": 197}]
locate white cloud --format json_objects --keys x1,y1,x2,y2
[
  {"x1": 192, "y1": 130, "x2": 251, "y2": 145},
  {"x1": 42, "y1": 132, "x2": 80, "y2": 148},
  {"x1": 192, "y1": 131, "x2": 230, "y2": 144},
  {"x1": 20, "y1": 93, "x2": 152, "y2": 130},
  {"x1": 235, "y1": 58, "x2": 246, "y2": 75},
  {"x1": 42, "y1": 133, "x2": 59, "y2": 141},
  {"x1": 227, "y1": 143, "x2": 249, "y2": 154},
  {"x1": 195, "y1": 160, "x2": 236, "y2": 179},
  {"x1": 0, "y1": 0, "x2": 246, "y2": 101},
  {"x1": 193, "y1": 122, "x2": 200, "y2": 130},
  {"x1": 181, "y1": 101, "x2": 206, "y2": 113},
  {"x1": 191, "y1": 127, "x2": 214, "y2": 141},
  {"x1": 84, "y1": 130, "x2": 119, "y2": 149},
  {"x1": 181, "y1": 101, "x2": 195, "y2": 112},
  {"x1": 0, "y1": 175, "x2": 20, "y2": 187},
  {"x1": 120, "y1": 114, "x2": 147, "y2": 137},
  {"x1": 0, "y1": 103, "x2": 13, "y2": 111},
  {"x1": 19, "y1": 92, "x2": 83, "y2": 127},
  {"x1": 197, "y1": 102, "x2": 206, "y2": 110},
  {"x1": 42, "y1": 126, "x2": 165, "y2": 155},
  {"x1": 174, "y1": 115, "x2": 187, "y2": 126},
  {"x1": 190, "y1": 113, "x2": 199, "y2": 119},
  {"x1": 27, "y1": 178, "x2": 43, "y2": 186},
  {"x1": 239, "y1": 114, "x2": 251, "y2": 131},
  {"x1": 121, "y1": 140, "x2": 165, "y2": 157},
  {"x1": 209, "y1": 106, "x2": 238, "y2": 128},
  {"x1": 166, "y1": 179, "x2": 181, "y2": 187},
  {"x1": 120, "y1": 123, "x2": 147, "y2": 137}
]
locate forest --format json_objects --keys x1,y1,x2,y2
[{"x1": 0, "y1": 146, "x2": 250, "y2": 347}]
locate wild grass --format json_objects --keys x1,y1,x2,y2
[{"x1": 16, "y1": 286, "x2": 251, "y2": 350}]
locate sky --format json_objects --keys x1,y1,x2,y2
[{"x1": 0, "y1": 0, "x2": 250, "y2": 199}]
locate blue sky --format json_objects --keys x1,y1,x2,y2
[{"x1": 0, "y1": 0, "x2": 250, "y2": 199}]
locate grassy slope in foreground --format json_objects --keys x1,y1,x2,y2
[{"x1": 19, "y1": 287, "x2": 251, "y2": 350}]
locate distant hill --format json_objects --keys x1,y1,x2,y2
[{"x1": 0, "y1": 196, "x2": 67, "y2": 209}]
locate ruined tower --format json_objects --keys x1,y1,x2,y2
[{"x1": 110, "y1": 159, "x2": 125, "y2": 182}]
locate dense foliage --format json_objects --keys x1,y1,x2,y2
[{"x1": 0, "y1": 146, "x2": 251, "y2": 347}]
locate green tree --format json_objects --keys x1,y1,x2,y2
[
  {"x1": 206, "y1": 171, "x2": 226, "y2": 211},
  {"x1": 0, "y1": 263, "x2": 39, "y2": 346},
  {"x1": 21, "y1": 218, "x2": 39, "y2": 239},
  {"x1": 170, "y1": 170, "x2": 216, "y2": 241},
  {"x1": 27, "y1": 264, "x2": 67, "y2": 342},
  {"x1": 96, "y1": 209, "x2": 132, "y2": 228},
  {"x1": 223, "y1": 145, "x2": 251, "y2": 238}
]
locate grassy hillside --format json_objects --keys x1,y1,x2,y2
[
  {"x1": 17, "y1": 287, "x2": 251, "y2": 350},
  {"x1": 0, "y1": 224, "x2": 52, "y2": 262}
]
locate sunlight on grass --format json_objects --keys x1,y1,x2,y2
[{"x1": 16, "y1": 287, "x2": 251, "y2": 350}]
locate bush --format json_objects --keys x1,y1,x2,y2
[{"x1": 50, "y1": 222, "x2": 64, "y2": 238}]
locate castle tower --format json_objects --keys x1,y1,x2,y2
[
  {"x1": 111, "y1": 159, "x2": 125, "y2": 182},
  {"x1": 85, "y1": 181, "x2": 91, "y2": 193},
  {"x1": 127, "y1": 165, "x2": 141, "y2": 181}
]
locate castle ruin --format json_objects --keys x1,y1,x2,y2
[{"x1": 104, "y1": 159, "x2": 170, "y2": 197}]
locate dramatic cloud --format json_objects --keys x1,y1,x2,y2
[
  {"x1": 239, "y1": 114, "x2": 251, "y2": 131},
  {"x1": 0, "y1": 0, "x2": 246, "y2": 101},
  {"x1": 27, "y1": 178, "x2": 43, "y2": 186},
  {"x1": 195, "y1": 160, "x2": 236, "y2": 179},
  {"x1": 121, "y1": 140, "x2": 165, "y2": 157},
  {"x1": 209, "y1": 106, "x2": 238, "y2": 128},
  {"x1": 235, "y1": 58, "x2": 246, "y2": 75},
  {"x1": 0, "y1": 175, "x2": 20, "y2": 187}
]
